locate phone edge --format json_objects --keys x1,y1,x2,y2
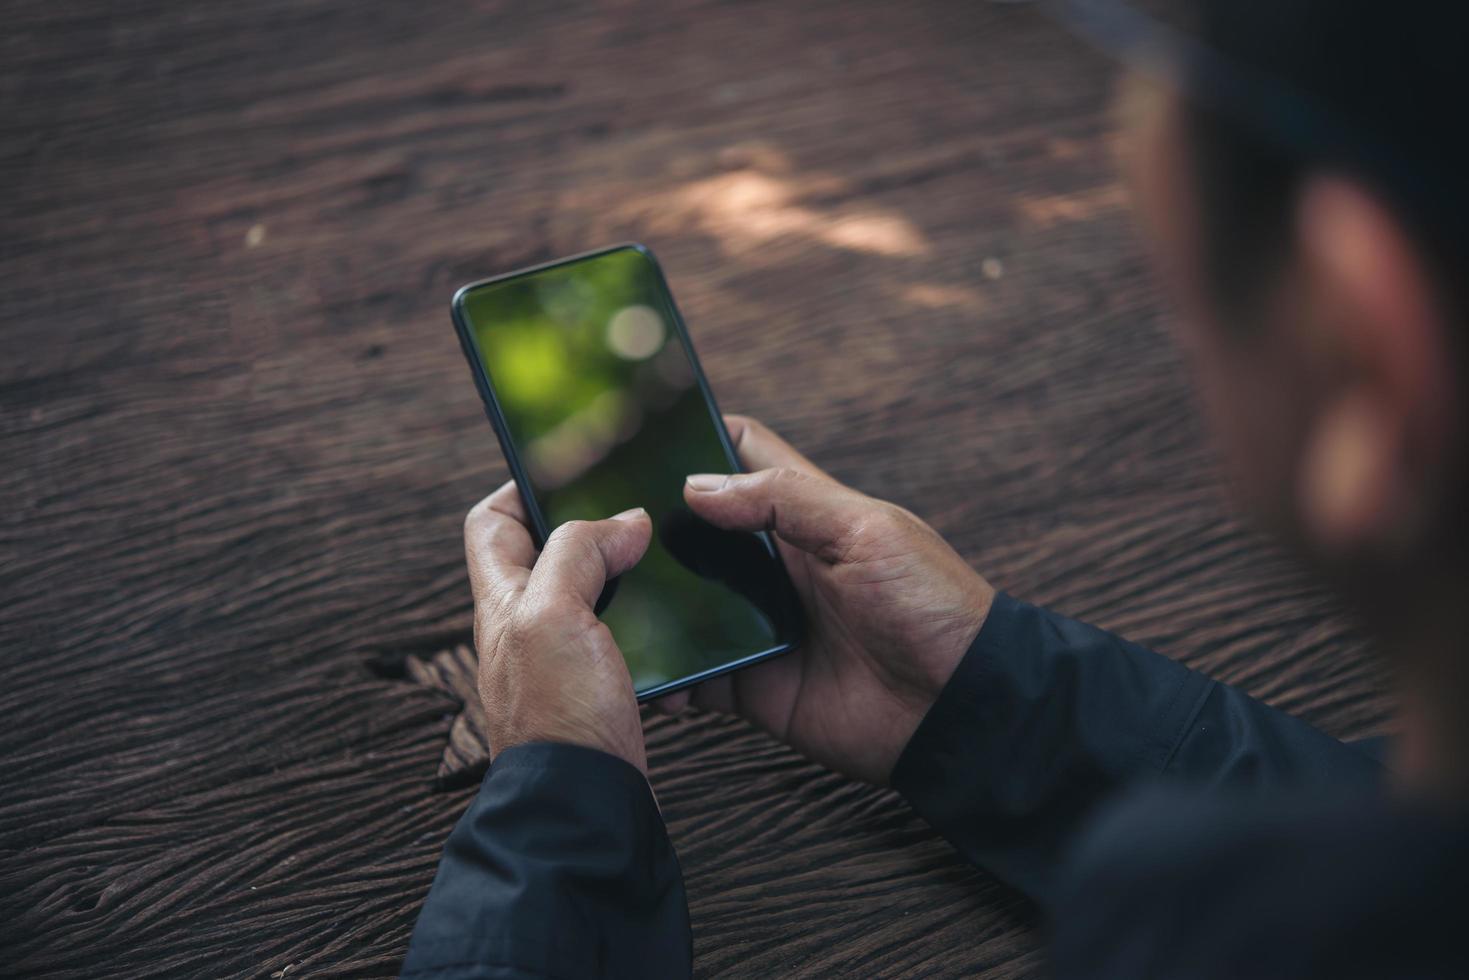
[{"x1": 450, "y1": 280, "x2": 553, "y2": 548}]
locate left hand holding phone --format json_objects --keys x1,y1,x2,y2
[{"x1": 464, "y1": 481, "x2": 653, "y2": 773}]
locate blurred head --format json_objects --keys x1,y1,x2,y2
[{"x1": 1115, "y1": 0, "x2": 1469, "y2": 621}]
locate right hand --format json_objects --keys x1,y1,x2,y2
[{"x1": 657, "y1": 416, "x2": 995, "y2": 785}]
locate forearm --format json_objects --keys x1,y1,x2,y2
[
  {"x1": 403, "y1": 742, "x2": 691, "y2": 979},
  {"x1": 890, "y1": 592, "x2": 1384, "y2": 905}
]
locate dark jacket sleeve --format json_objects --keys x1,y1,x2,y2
[
  {"x1": 401, "y1": 742, "x2": 691, "y2": 979},
  {"x1": 889, "y1": 591, "x2": 1385, "y2": 906}
]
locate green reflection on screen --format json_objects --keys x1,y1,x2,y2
[{"x1": 459, "y1": 246, "x2": 793, "y2": 693}]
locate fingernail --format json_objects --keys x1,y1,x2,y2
[
  {"x1": 685, "y1": 474, "x2": 727, "y2": 492},
  {"x1": 611, "y1": 507, "x2": 647, "y2": 521}
]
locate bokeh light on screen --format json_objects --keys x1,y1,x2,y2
[
  {"x1": 606, "y1": 304, "x2": 666, "y2": 360},
  {"x1": 525, "y1": 388, "x2": 637, "y2": 490},
  {"x1": 458, "y1": 246, "x2": 796, "y2": 692}
]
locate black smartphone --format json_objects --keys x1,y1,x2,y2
[{"x1": 451, "y1": 243, "x2": 801, "y2": 700}]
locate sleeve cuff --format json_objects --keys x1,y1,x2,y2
[
  {"x1": 402, "y1": 741, "x2": 688, "y2": 978},
  {"x1": 890, "y1": 590, "x2": 1018, "y2": 797},
  {"x1": 487, "y1": 740, "x2": 655, "y2": 794},
  {"x1": 887, "y1": 591, "x2": 1214, "y2": 903}
]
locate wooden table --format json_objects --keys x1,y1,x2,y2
[{"x1": 1, "y1": 1, "x2": 1393, "y2": 976}]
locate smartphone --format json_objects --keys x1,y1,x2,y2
[{"x1": 451, "y1": 244, "x2": 801, "y2": 700}]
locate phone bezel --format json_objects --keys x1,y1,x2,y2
[{"x1": 449, "y1": 242, "x2": 799, "y2": 702}]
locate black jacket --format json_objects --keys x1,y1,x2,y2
[{"x1": 402, "y1": 592, "x2": 1469, "y2": 978}]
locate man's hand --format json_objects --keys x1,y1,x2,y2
[
  {"x1": 464, "y1": 482, "x2": 652, "y2": 772},
  {"x1": 657, "y1": 416, "x2": 995, "y2": 785}
]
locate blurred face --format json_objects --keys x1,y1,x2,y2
[
  {"x1": 1117, "y1": 72, "x2": 1465, "y2": 604},
  {"x1": 1117, "y1": 78, "x2": 1316, "y2": 545}
]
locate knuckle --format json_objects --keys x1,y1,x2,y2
[
  {"x1": 761, "y1": 466, "x2": 812, "y2": 501},
  {"x1": 463, "y1": 500, "x2": 490, "y2": 536},
  {"x1": 767, "y1": 466, "x2": 802, "y2": 488},
  {"x1": 867, "y1": 502, "x2": 920, "y2": 544},
  {"x1": 464, "y1": 496, "x2": 505, "y2": 540},
  {"x1": 547, "y1": 519, "x2": 590, "y2": 546}
]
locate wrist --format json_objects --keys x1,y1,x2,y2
[
  {"x1": 488, "y1": 706, "x2": 647, "y2": 775},
  {"x1": 901, "y1": 581, "x2": 996, "y2": 708},
  {"x1": 879, "y1": 583, "x2": 995, "y2": 783}
]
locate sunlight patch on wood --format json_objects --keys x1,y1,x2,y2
[
  {"x1": 819, "y1": 212, "x2": 929, "y2": 256},
  {"x1": 903, "y1": 282, "x2": 987, "y2": 312},
  {"x1": 1016, "y1": 183, "x2": 1128, "y2": 229},
  {"x1": 642, "y1": 169, "x2": 931, "y2": 258}
]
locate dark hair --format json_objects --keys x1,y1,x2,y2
[{"x1": 1180, "y1": 0, "x2": 1468, "y2": 329}]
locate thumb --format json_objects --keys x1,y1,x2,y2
[
  {"x1": 529, "y1": 508, "x2": 653, "y2": 607},
  {"x1": 683, "y1": 468, "x2": 876, "y2": 564}
]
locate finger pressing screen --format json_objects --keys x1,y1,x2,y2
[
  {"x1": 527, "y1": 509, "x2": 653, "y2": 608},
  {"x1": 684, "y1": 467, "x2": 873, "y2": 564}
]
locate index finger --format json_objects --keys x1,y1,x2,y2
[
  {"x1": 724, "y1": 415, "x2": 831, "y2": 480},
  {"x1": 463, "y1": 480, "x2": 537, "y2": 603}
]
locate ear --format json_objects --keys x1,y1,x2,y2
[{"x1": 1293, "y1": 177, "x2": 1459, "y2": 557}]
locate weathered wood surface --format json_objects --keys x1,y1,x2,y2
[{"x1": 1, "y1": 1, "x2": 1394, "y2": 977}]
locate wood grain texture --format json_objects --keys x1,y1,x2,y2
[{"x1": 1, "y1": 0, "x2": 1393, "y2": 976}]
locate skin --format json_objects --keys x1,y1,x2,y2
[
  {"x1": 466, "y1": 416, "x2": 993, "y2": 784},
  {"x1": 468, "y1": 75, "x2": 1469, "y2": 796},
  {"x1": 656, "y1": 417, "x2": 992, "y2": 784},
  {"x1": 464, "y1": 488, "x2": 653, "y2": 771}
]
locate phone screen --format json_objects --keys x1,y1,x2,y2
[{"x1": 454, "y1": 245, "x2": 798, "y2": 697}]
